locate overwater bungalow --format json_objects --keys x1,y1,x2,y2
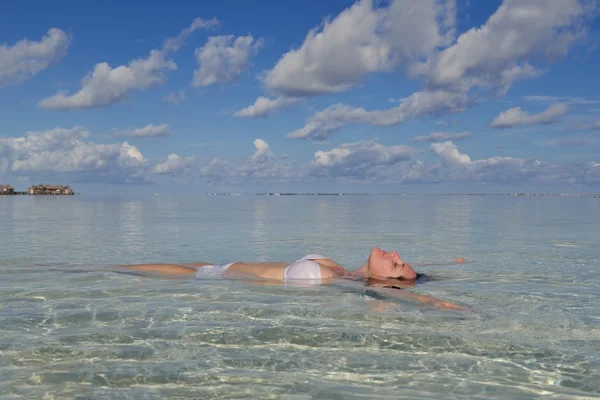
[
  {"x1": 27, "y1": 184, "x2": 74, "y2": 195},
  {"x1": 0, "y1": 185, "x2": 15, "y2": 195}
]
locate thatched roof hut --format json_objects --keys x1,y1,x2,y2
[
  {"x1": 0, "y1": 185, "x2": 15, "y2": 195},
  {"x1": 28, "y1": 184, "x2": 74, "y2": 195}
]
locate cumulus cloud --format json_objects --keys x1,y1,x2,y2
[
  {"x1": 38, "y1": 50, "x2": 176, "y2": 110},
  {"x1": 288, "y1": 89, "x2": 468, "y2": 140},
  {"x1": 0, "y1": 28, "x2": 71, "y2": 88},
  {"x1": 236, "y1": 0, "x2": 455, "y2": 118},
  {"x1": 0, "y1": 127, "x2": 147, "y2": 182},
  {"x1": 38, "y1": 18, "x2": 217, "y2": 110},
  {"x1": 234, "y1": 96, "x2": 298, "y2": 118},
  {"x1": 0, "y1": 126, "x2": 88, "y2": 157},
  {"x1": 419, "y1": 0, "x2": 591, "y2": 93},
  {"x1": 250, "y1": 139, "x2": 273, "y2": 163},
  {"x1": 153, "y1": 154, "x2": 196, "y2": 174},
  {"x1": 192, "y1": 34, "x2": 263, "y2": 87},
  {"x1": 190, "y1": 138, "x2": 600, "y2": 186},
  {"x1": 0, "y1": 130, "x2": 293, "y2": 185},
  {"x1": 265, "y1": 0, "x2": 454, "y2": 97},
  {"x1": 283, "y1": 0, "x2": 594, "y2": 135},
  {"x1": 430, "y1": 141, "x2": 472, "y2": 167},
  {"x1": 412, "y1": 130, "x2": 471, "y2": 142},
  {"x1": 128, "y1": 124, "x2": 172, "y2": 138},
  {"x1": 232, "y1": 139, "x2": 296, "y2": 180},
  {"x1": 2, "y1": 128, "x2": 596, "y2": 187},
  {"x1": 198, "y1": 139, "x2": 297, "y2": 183},
  {"x1": 310, "y1": 140, "x2": 414, "y2": 178},
  {"x1": 430, "y1": 141, "x2": 550, "y2": 183},
  {"x1": 490, "y1": 103, "x2": 569, "y2": 128}
]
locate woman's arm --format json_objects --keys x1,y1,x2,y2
[
  {"x1": 411, "y1": 257, "x2": 466, "y2": 267},
  {"x1": 117, "y1": 263, "x2": 198, "y2": 275},
  {"x1": 369, "y1": 286, "x2": 469, "y2": 311},
  {"x1": 329, "y1": 279, "x2": 469, "y2": 311}
]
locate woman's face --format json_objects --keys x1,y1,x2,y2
[{"x1": 368, "y1": 247, "x2": 417, "y2": 280}]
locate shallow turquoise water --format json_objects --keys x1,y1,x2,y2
[{"x1": 0, "y1": 195, "x2": 599, "y2": 399}]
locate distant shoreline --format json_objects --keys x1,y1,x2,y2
[
  {"x1": 2, "y1": 192, "x2": 598, "y2": 197},
  {"x1": 0, "y1": 192, "x2": 77, "y2": 196},
  {"x1": 207, "y1": 192, "x2": 600, "y2": 197}
]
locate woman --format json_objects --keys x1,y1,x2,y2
[{"x1": 121, "y1": 247, "x2": 468, "y2": 310}]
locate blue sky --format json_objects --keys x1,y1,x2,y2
[{"x1": 1, "y1": 0, "x2": 599, "y2": 194}]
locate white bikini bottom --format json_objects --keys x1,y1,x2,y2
[{"x1": 195, "y1": 263, "x2": 234, "y2": 279}]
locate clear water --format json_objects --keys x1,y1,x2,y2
[{"x1": 0, "y1": 194, "x2": 599, "y2": 399}]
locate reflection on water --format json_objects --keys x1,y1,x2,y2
[
  {"x1": 119, "y1": 201, "x2": 145, "y2": 260},
  {"x1": 0, "y1": 195, "x2": 599, "y2": 398},
  {"x1": 252, "y1": 198, "x2": 269, "y2": 261}
]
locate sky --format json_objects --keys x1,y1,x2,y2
[{"x1": 1, "y1": 0, "x2": 600, "y2": 194}]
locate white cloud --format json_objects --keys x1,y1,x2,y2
[
  {"x1": 430, "y1": 141, "x2": 550, "y2": 183},
  {"x1": 38, "y1": 18, "x2": 217, "y2": 110},
  {"x1": 163, "y1": 89, "x2": 186, "y2": 104},
  {"x1": 153, "y1": 154, "x2": 196, "y2": 174},
  {"x1": 265, "y1": 0, "x2": 453, "y2": 97},
  {"x1": 412, "y1": 130, "x2": 471, "y2": 142},
  {"x1": 0, "y1": 126, "x2": 88, "y2": 158},
  {"x1": 2, "y1": 129, "x2": 596, "y2": 187},
  {"x1": 192, "y1": 34, "x2": 263, "y2": 87},
  {"x1": 234, "y1": 96, "x2": 298, "y2": 118},
  {"x1": 593, "y1": 120, "x2": 600, "y2": 130},
  {"x1": 251, "y1": 138, "x2": 273, "y2": 163},
  {"x1": 430, "y1": 141, "x2": 472, "y2": 167},
  {"x1": 0, "y1": 28, "x2": 71, "y2": 88},
  {"x1": 264, "y1": 0, "x2": 588, "y2": 97},
  {"x1": 38, "y1": 51, "x2": 176, "y2": 110},
  {"x1": 284, "y1": 0, "x2": 595, "y2": 136},
  {"x1": 233, "y1": 139, "x2": 296, "y2": 180},
  {"x1": 191, "y1": 138, "x2": 597, "y2": 186},
  {"x1": 311, "y1": 140, "x2": 414, "y2": 178},
  {"x1": 198, "y1": 139, "x2": 298, "y2": 183},
  {"x1": 162, "y1": 17, "x2": 220, "y2": 53},
  {"x1": 288, "y1": 89, "x2": 468, "y2": 140},
  {"x1": 490, "y1": 103, "x2": 569, "y2": 128},
  {"x1": 118, "y1": 142, "x2": 146, "y2": 167},
  {"x1": 420, "y1": 0, "x2": 590, "y2": 93},
  {"x1": 128, "y1": 124, "x2": 172, "y2": 138},
  {"x1": 0, "y1": 127, "x2": 146, "y2": 179}
]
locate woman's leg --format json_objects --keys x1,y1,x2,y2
[{"x1": 118, "y1": 263, "x2": 198, "y2": 275}]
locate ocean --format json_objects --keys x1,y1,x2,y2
[{"x1": 0, "y1": 194, "x2": 598, "y2": 399}]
